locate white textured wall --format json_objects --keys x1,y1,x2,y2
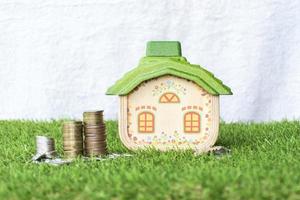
[{"x1": 0, "y1": 0, "x2": 299, "y2": 122}]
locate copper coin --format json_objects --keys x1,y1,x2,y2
[
  {"x1": 64, "y1": 148, "x2": 83, "y2": 152},
  {"x1": 63, "y1": 135, "x2": 82, "y2": 139},
  {"x1": 85, "y1": 143, "x2": 105, "y2": 147},
  {"x1": 84, "y1": 135, "x2": 106, "y2": 139},
  {"x1": 64, "y1": 149, "x2": 83, "y2": 154},
  {"x1": 84, "y1": 126, "x2": 105, "y2": 129},
  {"x1": 84, "y1": 131, "x2": 105, "y2": 135},
  {"x1": 84, "y1": 134, "x2": 106, "y2": 137},
  {"x1": 63, "y1": 144, "x2": 83, "y2": 148},
  {"x1": 85, "y1": 141, "x2": 106, "y2": 144},
  {"x1": 64, "y1": 149, "x2": 83, "y2": 152},
  {"x1": 63, "y1": 130, "x2": 82, "y2": 135},
  {"x1": 85, "y1": 133, "x2": 106, "y2": 137},
  {"x1": 84, "y1": 127, "x2": 105, "y2": 132},
  {"x1": 64, "y1": 146, "x2": 83, "y2": 150},
  {"x1": 83, "y1": 110, "x2": 103, "y2": 114},
  {"x1": 84, "y1": 145, "x2": 107, "y2": 149},
  {"x1": 84, "y1": 146, "x2": 105, "y2": 150},
  {"x1": 84, "y1": 132, "x2": 105, "y2": 135},
  {"x1": 63, "y1": 142, "x2": 83, "y2": 146},
  {"x1": 84, "y1": 116, "x2": 103, "y2": 119},
  {"x1": 64, "y1": 147, "x2": 83, "y2": 151},
  {"x1": 85, "y1": 142, "x2": 106, "y2": 146},
  {"x1": 84, "y1": 125, "x2": 105, "y2": 128},
  {"x1": 85, "y1": 148, "x2": 107, "y2": 151},
  {"x1": 84, "y1": 138, "x2": 106, "y2": 142},
  {"x1": 84, "y1": 133, "x2": 106, "y2": 136},
  {"x1": 83, "y1": 115, "x2": 103, "y2": 119},
  {"x1": 64, "y1": 151, "x2": 83, "y2": 155},
  {"x1": 63, "y1": 124, "x2": 82, "y2": 128},
  {"x1": 84, "y1": 126, "x2": 105, "y2": 130},
  {"x1": 63, "y1": 137, "x2": 83, "y2": 141},
  {"x1": 63, "y1": 130, "x2": 82, "y2": 134},
  {"x1": 63, "y1": 129, "x2": 82, "y2": 133},
  {"x1": 64, "y1": 147, "x2": 83, "y2": 150},
  {"x1": 83, "y1": 120, "x2": 103, "y2": 123},
  {"x1": 85, "y1": 140, "x2": 106, "y2": 145},
  {"x1": 84, "y1": 133, "x2": 105, "y2": 137},
  {"x1": 63, "y1": 140, "x2": 83, "y2": 145},
  {"x1": 84, "y1": 144, "x2": 107, "y2": 148}
]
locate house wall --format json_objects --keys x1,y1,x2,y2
[{"x1": 123, "y1": 75, "x2": 219, "y2": 150}]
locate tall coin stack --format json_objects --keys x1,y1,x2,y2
[
  {"x1": 63, "y1": 121, "x2": 83, "y2": 158},
  {"x1": 83, "y1": 111, "x2": 108, "y2": 156}
]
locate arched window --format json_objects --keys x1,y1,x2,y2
[
  {"x1": 138, "y1": 112, "x2": 154, "y2": 133},
  {"x1": 159, "y1": 92, "x2": 180, "y2": 103},
  {"x1": 184, "y1": 112, "x2": 200, "y2": 133}
]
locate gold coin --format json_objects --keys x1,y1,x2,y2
[
  {"x1": 85, "y1": 141, "x2": 106, "y2": 145},
  {"x1": 84, "y1": 124, "x2": 105, "y2": 128},
  {"x1": 64, "y1": 143, "x2": 83, "y2": 147},
  {"x1": 63, "y1": 137, "x2": 83, "y2": 141},
  {"x1": 63, "y1": 140, "x2": 83, "y2": 144},
  {"x1": 84, "y1": 145, "x2": 107, "y2": 149},
  {"x1": 84, "y1": 135, "x2": 106, "y2": 138}
]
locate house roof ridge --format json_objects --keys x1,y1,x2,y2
[{"x1": 106, "y1": 56, "x2": 232, "y2": 96}]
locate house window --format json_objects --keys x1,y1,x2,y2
[
  {"x1": 138, "y1": 112, "x2": 154, "y2": 133},
  {"x1": 159, "y1": 92, "x2": 180, "y2": 103},
  {"x1": 184, "y1": 112, "x2": 200, "y2": 133}
]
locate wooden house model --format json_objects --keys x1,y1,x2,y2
[{"x1": 106, "y1": 41, "x2": 232, "y2": 152}]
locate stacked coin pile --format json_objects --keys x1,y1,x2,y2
[
  {"x1": 83, "y1": 111, "x2": 107, "y2": 156},
  {"x1": 62, "y1": 121, "x2": 83, "y2": 158},
  {"x1": 36, "y1": 136, "x2": 56, "y2": 156}
]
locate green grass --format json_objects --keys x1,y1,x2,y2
[{"x1": 0, "y1": 120, "x2": 299, "y2": 200}]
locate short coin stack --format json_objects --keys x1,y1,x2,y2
[
  {"x1": 36, "y1": 136, "x2": 56, "y2": 157},
  {"x1": 83, "y1": 111, "x2": 107, "y2": 156},
  {"x1": 63, "y1": 121, "x2": 83, "y2": 158}
]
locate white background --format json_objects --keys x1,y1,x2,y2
[{"x1": 0, "y1": 0, "x2": 299, "y2": 122}]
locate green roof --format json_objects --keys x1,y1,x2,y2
[
  {"x1": 146, "y1": 41, "x2": 181, "y2": 57},
  {"x1": 106, "y1": 41, "x2": 232, "y2": 96}
]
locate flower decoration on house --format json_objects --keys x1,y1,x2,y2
[{"x1": 152, "y1": 80, "x2": 187, "y2": 96}]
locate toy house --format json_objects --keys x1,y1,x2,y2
[{"x1": 106, "y1": 41, "x2": 232, "y2": 152}]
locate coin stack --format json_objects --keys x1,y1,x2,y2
[
  {"x1": 62, "y1": 121, "x2": 83, "y2": 158},
  {"x1": 35, "y1": 136, "x2": 56, "y2": 157},
  {"x1": 83, "y1": 111, "x2": 107, "y2": 156}
]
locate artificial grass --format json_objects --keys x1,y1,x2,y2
[{"x1": 0, "y1": 120, "x2": 299, "y2": 200}]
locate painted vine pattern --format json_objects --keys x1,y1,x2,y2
[{"x1": 152, "y1": 80, "x2": 187, "y2": 96}]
